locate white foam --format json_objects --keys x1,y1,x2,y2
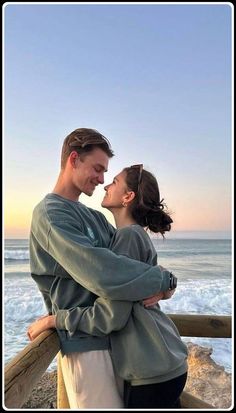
[{"x1": 5, "y1": 249, "x2": 29, "y2": 260}]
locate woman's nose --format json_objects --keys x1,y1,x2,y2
[{"x1": 104, "y1": 183, "x2": 111, "y2": 191}]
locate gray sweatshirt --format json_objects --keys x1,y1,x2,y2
[
  {"x1": 30, "y1": 194, "x2": 172, "y2": 354},
  {"x1": 56, "y1": 225, "x2": 188, "y2": 385}
]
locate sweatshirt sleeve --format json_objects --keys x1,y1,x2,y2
[
  {"x1": 55, "y1": 228, "x2": 154, "y2": 336},
  {"x1": 50, "y1": 221, "x2": 171, "y2": 300},
  {"x1": 32, "y1": 202, "x2": 171, "y2": 301},
  {"x1": 56, "y1": 298, "x2": 132, "y2": 336}
]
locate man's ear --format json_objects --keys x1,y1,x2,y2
[
  {"x1": 123, "y1": 191, "x2": 136, "y2": 205},
  {"x1": 69, "y1": 151, "x2": 79, "y2": 168}
]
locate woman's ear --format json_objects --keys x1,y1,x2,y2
[{"x1": 123, "y1": 191, "x2": 136, "y2": 206}]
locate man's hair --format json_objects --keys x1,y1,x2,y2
[{"x1": 61, "y1": 128, "x2": 114, "y2": 168}]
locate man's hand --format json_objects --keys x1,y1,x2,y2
[{"x1": 27, "y1": 314, "x2": 56, "y2": 341}]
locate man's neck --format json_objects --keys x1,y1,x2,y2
[
  {"x1": 52, "y1": 188, "x2": 80, "y2": 202},
  {"x1": 53, "y1": 173, "x2": 81, "y2": 202}
]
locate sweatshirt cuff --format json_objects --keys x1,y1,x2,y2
[
  {"x1": 55, "y1": 310, "x2": 69, "y2": 330},
  {"x1": 161, "y1": 270, "x2": 172, "y2": 291}
]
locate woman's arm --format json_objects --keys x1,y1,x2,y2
[
  {"x1": 56, "y1": 297, "x2": 132, "y2": 336},
  {"x1": 27, "y1": 314, "x2": 55, "y2": 341},
  {"x1": 27, "y1": 298, "x2": 132, "y2": 340}
]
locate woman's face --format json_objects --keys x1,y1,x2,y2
[{"x1": 102, "y1": 170, "x2": 128, "y2": 209}]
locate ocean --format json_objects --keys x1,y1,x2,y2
[{"x1": 4, "y1": 237, "x2": 232, "y2": 373}]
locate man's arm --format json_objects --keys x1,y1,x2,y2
[
  {"x1": 31, "y1": 202, "x2": 172, "y2": 301},
  {"x1": 28, "y1": 225, "x2": 175, "y2": 340},
  {"x1": 53, "y1": 229, "x2": 173, "y2": 335},
  {"x1": 49, "y1": 222, "x2": 172, "y2": 300}
]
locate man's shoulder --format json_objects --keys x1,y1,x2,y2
[
  {"x1": 33, "y1": 194, "x2": 80, "y2": 223},
  {"x1": 33, "y1": 194, "x2": 68, "y2": 212}
]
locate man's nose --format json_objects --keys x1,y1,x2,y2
[{"x1": 98, "y1": 173, "x2": 104, "y2": 184}]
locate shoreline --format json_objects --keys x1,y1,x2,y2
[{"x1": 22, "y1": 342, "x2": 232, "y2": 409}]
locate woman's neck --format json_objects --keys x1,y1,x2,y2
[{"x1": 111, "y1": 208, "x2": 137, "y2": 229}]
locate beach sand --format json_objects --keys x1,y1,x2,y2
[{"x1": 22, "y1": 343, "x2": 232, "y2": 409}]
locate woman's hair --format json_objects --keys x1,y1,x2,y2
[{"x1": 123, "y1": 166, "x2": 173, "y2": 235}]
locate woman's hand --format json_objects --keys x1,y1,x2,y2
[
  {"x1": 143, "y1": 289, "x2": 176, "y2": 307},
  {"x1": 27, "y1": 315, "x2": 56, "y2": 341},
  {"x1": 142, "y1": 265, "x2": 176, "y2": 307}
]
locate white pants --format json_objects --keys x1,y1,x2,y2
[{"x1": 60, "y1": 350, "x2": 124, "y2": 409}]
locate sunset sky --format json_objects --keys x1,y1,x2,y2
[{"x1": 3, "y1": 2, "x2": 233, "y2": 239}]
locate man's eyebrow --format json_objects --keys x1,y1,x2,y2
[{"x1": 96, "y1": 164, "x2": 108, "y2": 172}]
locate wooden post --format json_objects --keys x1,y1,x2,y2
[
  {"x1": 4, "y1": 329, "x2": 60, "y2": 408},
  {"x1": 180, "y1": 390, "x2": 215, "y2": 408},
  {"x1": 57, "y1": 352, "x2": 70, "y2": 408}
]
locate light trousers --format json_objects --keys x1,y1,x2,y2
[{"x1": 60, "y1": 350, "x2": 124, "y2": 409}]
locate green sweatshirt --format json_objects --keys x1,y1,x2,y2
[
  {"x1": 30, "y1": 194, "x2": 172, "y2": 354},
  {"x1": 56, "y1": 225, "x2": 188, "y2": 385}
]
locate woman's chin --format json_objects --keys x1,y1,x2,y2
[{"x1": 101, "y1": 200, "x2": 109, "y2": 209}]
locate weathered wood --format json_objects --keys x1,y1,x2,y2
[
  {"x1": 4, "y1": 329, "x2": 60, "y2": 408},
  {"x1": 180, "y1": 390, "x2": 214, "y2": 408},
  {"x1": 4, "y1": 315, "x2": 232, "y2": 409},
  {"x1": 57, "y1": 352, "x2": 70, "y2": 409},
  {"x1": 168, "y1": 314, "x2": 231, "y2": 337}
]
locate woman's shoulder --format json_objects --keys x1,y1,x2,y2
[
  {"x1": 111, "y1": 225, "x2": 157, "y2": 264},
  {"x1": 114, "y1": 225, "x2": 153, "y2": 250},
  {"x1": 115, "y1": 224, "x2": 146, "y2": 240}
]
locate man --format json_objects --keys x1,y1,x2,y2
[{"x1": 29, "y1": 128, "x2": 176, "y2": 408}]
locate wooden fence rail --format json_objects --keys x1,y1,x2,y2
[
  {"x1": 4, "y1": 314, "x2": 231, "y2": 409},
  {"x1": 168, "y1": 314, "x2": 231, "y2": 338}
]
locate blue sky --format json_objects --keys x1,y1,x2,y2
[{"x1": 3, "y1": 2, "x2": 233, "y2": 238}]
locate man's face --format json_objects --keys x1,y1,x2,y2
[{"x1": 75, "y1": 147, "x2": 109, "y2": 196}]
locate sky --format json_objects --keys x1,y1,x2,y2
[{"x1": 3, "y1": 2, "x2": 233, "y2": 239}]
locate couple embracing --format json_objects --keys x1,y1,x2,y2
[{"x1": 27, "y1": 128, "x2": 188, "y2": 409}]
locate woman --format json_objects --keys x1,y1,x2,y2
[{"x1": 28, "y1": 164, "x2": 188, "y2": 408}]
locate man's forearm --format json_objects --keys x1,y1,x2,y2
[
  {"x1": 32, "y1": 217, "x2": 171, "y2": 301},
  {"x1": 48, "y1": 226, "x2": 171, "y2": 300}
]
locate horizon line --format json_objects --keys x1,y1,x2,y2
[{"x1": 4, "y1": 229, "x2": 232, "y2": 241}]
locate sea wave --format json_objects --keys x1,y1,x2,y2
[{"x1": 5, "y1": 250, "x2": 29, "y2": 260}]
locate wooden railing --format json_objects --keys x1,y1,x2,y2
[{"x1": 4, "y1": 314, "x2": 231, "y2": 409}]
